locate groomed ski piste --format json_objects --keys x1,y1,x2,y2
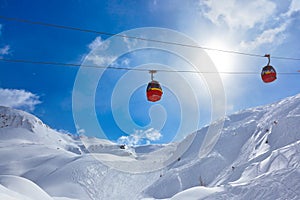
[{"x1": 0, "y1": 93, "x2": 300, "y2": 200}]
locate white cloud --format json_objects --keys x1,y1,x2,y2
[
  {"x1": 238, "y1": 0, "x2": 300, "y2": 50},
  {"x1": 0, "y1": 88, "x2": 41, "y2": 111},
  {"x1": 199, "y1": 0, "x2": 276, "y2": 29},
  {"x1": 75, "y1": 124, "x2": 86, "y2": 135},
  {"x1": 117, "y1": 128, "x2": 162, "y2": 146},
  {"x1": 123, "y1": 34, "x2": 139, "y2": 50},
  {"x1": 284, "y1": 0, "x2": 300, "y2": 17},
  {"x1": 240, "y1": 22, "x2": 288, "y2": 50},
  {"x1": 121, "y1": 58, "x2": 130, "y2": 66},
  {"x1": 85, "y1": 54, "x2": 116, "y2": 66},
  {"x1": 0, "y1": 24, "x2": 11, "y2": 58},
  {"x1": 0, "y1": 45, "x2": 10, "y2": 55},
  {"x1": 85, "y1": 36, "x2": 116, "y2": 66},
  {"x1": 198, "y1": 1, "x2": 300, "y2": 50},
  {"x1": 88, "y1": 36, "x2": 111, "y2": 51},
  {"x1": 85, "y1": 36, "x2": 133, "y2": 67}
]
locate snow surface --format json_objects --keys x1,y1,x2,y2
[{"x1": 0, "y1": 93, "x2": 300, "y2": 199}]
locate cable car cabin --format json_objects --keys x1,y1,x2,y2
[
  {"x1": 261, "y1": 65, "x2": 277, "y2": 83},
  {"x1": 146, "y1": 80, "x2": 163, "y2": 102}
]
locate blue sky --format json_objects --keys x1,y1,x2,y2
[{"x1": 0, "y1": 0, "x2": 300, "y2": 145}]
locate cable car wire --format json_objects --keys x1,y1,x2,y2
[
  {"x1": 1, "y1": 15, "x2": 300, "y2": 61},
  {"x1": 1, "y1": 57, "x2": 300, "y2": 75},
  {"x1": 1, "y1": 15, "x2": 300, "y2": 77}
]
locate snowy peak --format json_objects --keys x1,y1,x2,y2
[
  {"x1": 0, "y1": 106, "x2": 84, "y2": 155},
  {"x1": 0, "y1": 106, "x2": 47, "y2": 131},
  {"x1": 0, "y1": 94, "x2": 300, "y2": 200}
]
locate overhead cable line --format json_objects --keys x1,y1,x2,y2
[
  {"x1": 0, "y1": 57, "x2": 299, "y2": 75},
  {"x1": 1, "y1": 15, "x2": 300, "y2": 61}
]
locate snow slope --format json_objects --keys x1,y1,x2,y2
[
  {"x1": 0, "y1": 93, "x2": 300, "y2": 200},
  {"x1": 143, "y1": 94, "x2": 300, "y2": 199},
  {"x1": 0, "y1": 175, "x2": 54, "y2": 200}
]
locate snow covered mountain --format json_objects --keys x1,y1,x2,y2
[{"x1": 0, "y1": 93, "x2": 300, "y2": 200}]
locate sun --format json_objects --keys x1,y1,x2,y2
[{"x1": 204, "y1": 39, "x2": 235, "y2": 73}]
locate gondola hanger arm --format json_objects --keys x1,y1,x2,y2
[{"x1": 264, "y1": 54, "x2": 271, "y2": 66}]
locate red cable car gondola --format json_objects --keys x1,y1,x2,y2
[
  {"x1": 261, "y1": 54, "x2": 277, "y2": 83},
  {"x1": 146, "y1": 70, "x2": 163, "y2": 102}
]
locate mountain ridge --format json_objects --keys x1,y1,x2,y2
[{"x1": 0, "y1": 94, "x2": 299, "y2": 199}]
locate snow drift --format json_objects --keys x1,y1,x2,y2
[{"x1": 0, "y1": 93, "x2": 300, "y2": 199}]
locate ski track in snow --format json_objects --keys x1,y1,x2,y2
[{"x1": 0, "y1": 94, "x2": 300, "y2": 199}]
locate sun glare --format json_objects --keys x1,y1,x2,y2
[{"x1": 204, "y1": 39, "x2": 235, "y2": 74}]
